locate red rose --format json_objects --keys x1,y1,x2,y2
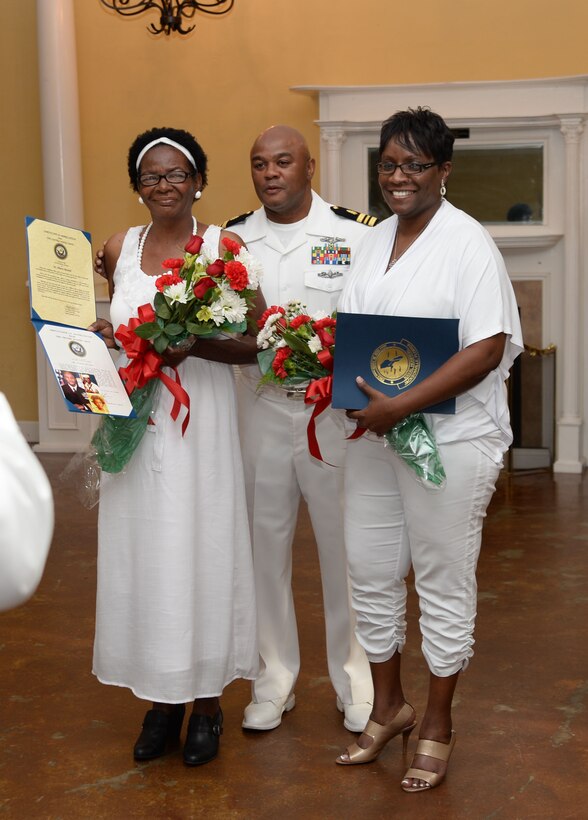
[
  {"x1": 193, "y1": 277, "x2": 217, "y2": 299},
  {"x1": 161, "y1": 257, "x2": 184, "y2": 271},
  {"x1": 155, "y1": 272, "x2": 183, "y2": 292},
  {"x1": 272, "y1": 346, "x2": 292, "y2": 380},
  {"x1": 185, "y1": 234, "x2": 204, "y2": 254},
  {"x1": 222, "y1": 237, "x2": 242, "y2": 257},
  {"x1": 206, "y1": 259, "x2": 225, "y2": 277},
  {"x1": 257, "y1": 305, "x2": 285, "y2": 329},
  {"x1": 289, "y1": 314, "x2": 311, "y2": 330},
  {"x1": 224, "y1": 260, "x2": 249, "y2": 292}
]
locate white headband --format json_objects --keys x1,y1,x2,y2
[{"x1": 136, "y1": 137, "x2": 197, "y2": 172}]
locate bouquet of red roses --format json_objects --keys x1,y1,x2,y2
[
  {"x1": 92, "y1": 235, "x2": 262, "y2": 474},
  {"x1": 132, "y1": 234, "x2": 261, "y2": 353}
]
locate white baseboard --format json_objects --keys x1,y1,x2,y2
[
  {"x1": 511, "y1": 447, "x2": 551, "y2": 470},
  {"x1": 19, "y1": 421, "x2": 39, "y2": 443}
]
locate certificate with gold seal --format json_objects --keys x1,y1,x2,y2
[
  {"x1": 25, "y1": 216, "x2": 134, "y2": 418},
  {"x1": 332, "y1": 312, "x2": 459, "y2": 413},
  {"x1": 26, "y1": 216, "x2": 97, "y2": 328}
]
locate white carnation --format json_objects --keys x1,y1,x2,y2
[
  {"x1": 235, "y1": 247, "x2": 263, "y2": 288},
  {"x1": 307, "y1": 335, "x2": 323, "y2": 354},
  {"x1": 196, "y1": 245, "x2": 217, "y2": 267}
]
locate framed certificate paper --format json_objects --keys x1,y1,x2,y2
[
  {"x1": 25, "y1": 217, "x2": 134, "y2": 418},
  {"x1": 332, "y1": 312, "x2": 459, "y2": 414}
]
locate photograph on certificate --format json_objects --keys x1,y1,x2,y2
[{"x1": 38, "y1": 325, "x2": 134, "y2": 417}]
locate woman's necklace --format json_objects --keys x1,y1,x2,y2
[
  {"x1": 386, "y1": 205, "x2": 440, "y2": 271},
  {"x1": 137, "y1": 215, "x2": 198, "y2": 268}
]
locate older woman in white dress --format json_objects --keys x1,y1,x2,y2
[{"x1": 91, "y1": 127, "x2": 265, "y2": 767}]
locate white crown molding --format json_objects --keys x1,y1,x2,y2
[
  {"x1": 295, "y1": 76, "x2": 588, "y2": 124},
  {"x1": 488, "y1": 228, "x2": 563, "y2": 249}
]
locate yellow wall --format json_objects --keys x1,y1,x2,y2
[
  {"x1": 3, "y1": 0, "x2": 588, "y2": 420},
  {"x1": 1, "y1": 1, "x2": 44, "y2": 416}
]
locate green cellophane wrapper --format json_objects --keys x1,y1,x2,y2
[
  {"x1": 384, "y1": 412, "x2": 446, "y2": 489},
  {"x1": 91, "y1": 378, "x2": 160, "y2": 474}
]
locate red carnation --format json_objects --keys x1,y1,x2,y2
[
  {"x1": 222, "y1": 237, "x2": 242, "y2": 257},
  {"x1": 193, "y1": 277, "x2": 217, "y2": 299},
  {"x1": 312, "y1": 317, "x2": 337, "y2": 331},
  {"x1": 185, "y1": 234, "x2": 204, "y2": 255},
  {"x1": 155, "y1": 272, "x2": 183, "y2": 292},
  {"x1": 161, "y1": 257, "x2": 184, "y2": 271},
  {"x1": 289, "y1": 314, "x2": 311, "y2": 330},
  {"x1": 224, "y1": 260, "x2": 249, "y2": 292},
  {"x1": 272, "y1": 346, "x2": 292, "y2": 380},
  {"x1": 315, "y1": 327, "x2": 335, "y2": 348},
  {"x1": 258, "y1": 305, "x2": 286, "y2": 329},
  {"x1": 206, "y1": 259, "x2": 225, "y2": 277}
]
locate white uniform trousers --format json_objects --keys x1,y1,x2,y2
[
  {"x1": 344, "y1": 434, "x2": 501, "y2": 677},
  {"x1": 237, "y1": 377, "x2": 373, "y2": 704}
]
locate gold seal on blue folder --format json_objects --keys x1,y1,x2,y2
[
  {"x1": 371, "y1": 340, "x2": 420, "y2": 388},
  {"x1": 332, "y1": 312, "x2": 459, "y2": 414}
]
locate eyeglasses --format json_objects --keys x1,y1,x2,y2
[
  {"x1": 376, "y1": 161, "x2": 438, "y2": 176},
  {"x1": 138, "y1": 170, "x2": 194, "y2": 187}
]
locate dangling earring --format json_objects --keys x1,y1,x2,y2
[
  {"x1": 194, "y1": 190, "x2": 202, "y2": 200},
  {"x1": 440, "y1": 180, "x2": 447, "y2": 198},
  {"x1": 138, "y1": 196, "x2": 144, "y2": 205}
]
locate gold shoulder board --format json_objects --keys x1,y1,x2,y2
[
  {"x1": 221, "y1": 211, "x2": 254, "y2": 229},
  {"x1": 330, "y1": 205, "x2": 379, "y2": 227}
]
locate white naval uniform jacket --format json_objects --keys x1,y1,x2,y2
[{"x1": 234, "y1": 191, "x2": 373, "y2": 389}]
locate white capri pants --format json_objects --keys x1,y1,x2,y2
[{"x1": 344, "y1": 434, "x2": 501, "y2": 677}]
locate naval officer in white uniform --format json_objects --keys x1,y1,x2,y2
[{"x1": 225, "y1": 125, "x2": 377, "y2": 732}]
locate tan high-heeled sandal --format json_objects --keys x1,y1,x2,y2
[
  {"x1": 335, "y1": 703, "x2": 416, "y2": 765},
  {"x1": 401, "y1": 730, "x2": 456, "y2": 792}
]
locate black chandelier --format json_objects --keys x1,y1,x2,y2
[{"x1": 99, "y1": 0, "x2": 235, "y2": 36}]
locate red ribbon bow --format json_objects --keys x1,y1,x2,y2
[
  {"x1": 305, "y1": 375, "x2": 334, "y2": 464},
  {"x1": 304, "y1": 348, "x2": 366, "y2": 462},
  {"x1": 115, "y1": 304, "x2": 191, "y2": 435}
]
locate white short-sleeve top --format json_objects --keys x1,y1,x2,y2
[{"x1": 338, "y1": 200, "x2": 524, "y2": 463}]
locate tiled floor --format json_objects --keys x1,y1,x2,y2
[{"x1": 1, "y1": 456, "x2": 586, "y2": 819}]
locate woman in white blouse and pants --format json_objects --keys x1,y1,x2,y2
[{"x1": 335, "y1": 108, "x2": 523, "y2": 793}]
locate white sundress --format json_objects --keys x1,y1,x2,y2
[{"x1": 93, "y1": 224, "x2": 258, "y2": 702}]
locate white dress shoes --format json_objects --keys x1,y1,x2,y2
[
  {"x1": 336, "y1": 698, "x2": 373, "y2": 733},
  {"x1": 242, "y1": 694, "x2": 296, "y2": 731}
]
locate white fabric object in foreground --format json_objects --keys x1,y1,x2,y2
[{"x1": 0, "y1": 393, "x2": 54, "y2": 611}]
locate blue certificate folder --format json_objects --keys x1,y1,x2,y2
[{"x1": 332, "y1": 312, "x2": 459, "y2": 413}]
